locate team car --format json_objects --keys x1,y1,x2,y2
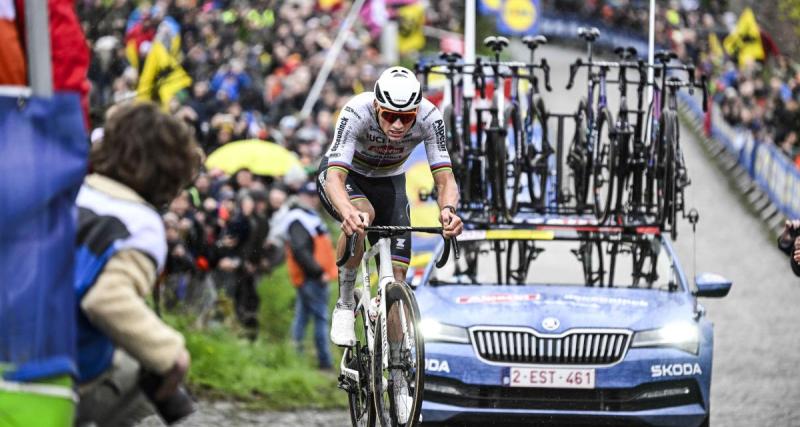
[{"x1": 408, "y1": 221, "x2": 731, "y2": 427}]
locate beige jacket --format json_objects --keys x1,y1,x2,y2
[{"x1": 80, "y1": 174, "x2": 185, "y2": 376}]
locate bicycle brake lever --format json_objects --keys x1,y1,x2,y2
[
  {"x1": 566, "y1": 60, "x2": 581, "y2": 90},
  {"x1": 436, "y1": 236, "x2": 452, "y2": 268},
  {"x1": 541, "y1": 58, "x2": 552, "y2": 91},
  {"x1": 336, "y1": 233, "x2": 358, "y2": 267}
]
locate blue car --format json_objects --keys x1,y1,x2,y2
[{"x1": 409, "y1": 223, "x2": 731, "y2": 427}]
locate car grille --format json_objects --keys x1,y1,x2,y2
[{"x1": 470, "y1": 328, "x2": 631, "y2": 365}]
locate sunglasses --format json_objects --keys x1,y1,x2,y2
[{"x1": 378, "y1": 107, "x2": 417, "y2": 125}]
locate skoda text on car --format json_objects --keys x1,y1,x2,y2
[{"x1": 408, "y1": 221, "x2": 731, "y2": 427}]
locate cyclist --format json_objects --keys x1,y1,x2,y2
[
  {"x1": 318, "y1": 66, "x2": 463, "y2": 343},
  {"x1": 317, "y1": 67, "x2": 462, "y2": 421}
]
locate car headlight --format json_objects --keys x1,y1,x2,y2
[
  {"x1": 419, "y1": 318, "x2": 470, "y2": 344},
  {"x1": 631, "y1": 322, "x2": 700, "y2": 355}
]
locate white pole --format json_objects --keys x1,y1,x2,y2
[
  {"x1": 25, "y1": 0, "x2": 52, "y2": 97},
  {"x1": 299, "y1": 0, "x2": 368, "y2": 120},
  {"x1": 463, "y1": 0, "x2": 476, "y2": 98},
  {"x1": 646, "y1": 0, "x2": 655, "y2": 107},
  {"x1": 381, "y1": 21, "x2": 399, "y2": 65}
]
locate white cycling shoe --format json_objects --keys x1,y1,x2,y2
[
  {"x1": 330, "y1": 305, "x2": 356, "y2": 347},
  {"x1": 391, "y1": 369, "x2": 413, "y2": 425}
]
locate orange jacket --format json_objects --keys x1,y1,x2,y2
[{"x1": 284, "y1": 207, "x2": 338, "y2": 287}]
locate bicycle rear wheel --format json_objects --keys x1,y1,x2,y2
[
  {"x1": 592, "y1": 107, "x2": 616, "y2": 223},
  {"x1": 568, "y1": 99, "x2": 590, "y2": 212},
  {"x1": 526, "y1": 96, "x2": 551, "y2": 212},
  {"x1": 347, "y1": 289, "x2": 376, "y2": 427},
  {"x1": 373, "y1": 282, "x2": 424, "y2": 427},
  {"x1": 442, "y1": 105, "x2": 464, "y2": 179},
  {"x1": 660, "y1": 110, "x2": 678, "y2": 240},
  {"x1": 505, "y1": 103, "x2": 525, "y2": 218}
]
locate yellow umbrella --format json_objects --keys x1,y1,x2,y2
[{"x1": 205, "y1": 139, "x2": 302, "y2": 176}]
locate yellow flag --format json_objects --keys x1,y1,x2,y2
[
  {"x1": 723, "y1": 7, "x2": 764, "y2": 68},
  {"x1": 398, "y1": 3, "x2": 425, "y2": 54},
  {"x1": 136, "y1": 41, "x2": 192, "y2": 109},
  {"x1": 708, "y1": 33, "x2": 724, "y2": 65}
]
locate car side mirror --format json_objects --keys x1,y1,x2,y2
[{"x1": 694, "y1": 273, "x2": 732, "y2": 298}]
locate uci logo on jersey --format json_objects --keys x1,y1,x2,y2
[{"x1": 368, "y1": 133, "x2": 387, "y2": 144}]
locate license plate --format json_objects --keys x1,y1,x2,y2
[{"x1": 509, "y1": 367, "x2": 595, "y2": 389}]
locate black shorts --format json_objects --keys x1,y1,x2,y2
[{"x1": 317, "y1": 158, "x2": 411, "y2": 268}]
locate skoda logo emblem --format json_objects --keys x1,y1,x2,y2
[{"x1": 541, "y1": 317, "x2": 560, "y2": 331}]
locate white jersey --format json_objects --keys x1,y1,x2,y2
[{"x1": 323, "y1": 92, "x2": 452, "y2": 178}]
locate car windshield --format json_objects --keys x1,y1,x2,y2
[{"x1": 429, "y1": 235, "x2": 679, "y2": 291}]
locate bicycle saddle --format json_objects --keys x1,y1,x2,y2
[
  {"x1": 614, "y1": 46, "x2": 638, "y2": 60},
  {"x1": 577, "y1": 27, "x2": 600, "y2": 41},
  {"x1": 483, "y1": 36, "x2": 510, "y2": 53},
  {"x1": 654, "y1": 50, "x2": 678, "y2": 63},
  {"x1": 521, "y1": 35, "x2": 548, "y2": 50},
  {"x1": 439, "y1": 51, "x2": 462, "y2": 63}
]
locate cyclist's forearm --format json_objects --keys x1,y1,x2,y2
[
  {"x1": 325, "y1": 169, "x2": 356, "y2": 216},
  {"x1": 434, "y1": 171, "x2": 459, "y2": 209}
]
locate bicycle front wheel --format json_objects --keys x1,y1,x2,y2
[
  {"x1": 372, "y1": 282, "x2": 424, "y2": 427},
  {"x1": 347, "y1": 289, "x2": 376, "y2": 427}
]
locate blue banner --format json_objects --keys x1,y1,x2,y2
[
  {"x1": 0, "y1": 94, "x2": 88, "y2": 381},
  {"x1": 497, "y1": 0, "x2": 541, "y2": 36}
]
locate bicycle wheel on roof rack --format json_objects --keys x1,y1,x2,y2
[
  {"x1": 658, "y1": 110, "x2": 678, "y2": 240},
  {"x1": 526, "y1": 95, "x2": 551, "y2": 213},
  {"x1": 579, "y1": 239, "x2": 604, "y2": 287},
  {"x1": 567, "y1": 99, "x2": 591, "y2": 213},
  {"x1": 442, "y1": 105, "x2": 464, "y2": 180},
  {"x1": 505, "y1": 103, "x2": 525, "y2": 219},
  {"x1": 592, "y1": 107, "x2": 616, "y2": 224},
  {"x1": 373, "y1": 282, "x2": 424, "y2": 427}
]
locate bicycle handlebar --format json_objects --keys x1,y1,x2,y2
[{"x1": 335, "y1": 226, "x2": 460, "y2": 269}]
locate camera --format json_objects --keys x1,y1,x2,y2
[{"x1": 139, "y1": 370, "x2": 196, "y2": 424}]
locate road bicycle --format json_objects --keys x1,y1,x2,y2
[
  {"x1": 505, "y1": 35, "x2": 553, "y2": 215},
  {"x1": 643, "y1": 51, "x2": 707, "y2": 239},
  {"x1": 337, "y1": 226, "x2": 459, "y2": 427},
  {"x1": 603, "y1": 46, "x2": 647, "y2": 224},
  {"x1": 473, "y1": 36, "x2": 511, "y2": 222},
  {"x1": 566, "y1": 27, "x2": 616, "y2": 221}
]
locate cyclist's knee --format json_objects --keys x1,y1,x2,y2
[{"x1": 352, "y1": 199, "x2": 375, "y2": 224}]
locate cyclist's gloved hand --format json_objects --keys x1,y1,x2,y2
[
  {"x1": 342, "y1": 210, "x2": 369, "y2": 236},
  {"x1": 439, "y1": 206, "x2": 463, "y2": 238},
  {"x1": 779, "y1": 219, "x2": 800, "y2": 252}
]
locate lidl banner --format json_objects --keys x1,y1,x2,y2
[
  {"x1": 497, "y1": 0, "x2": 541, "y2": 36},
  {"x1": 479, "y1": 0, "x2": 501, "y2": 14}
]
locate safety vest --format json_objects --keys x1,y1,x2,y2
[
  {"x1": 284, "y1": 207, "x2": 338, "y2": 287},
  {"x1": 74, "y1": 182, "x2": 165, "y2": 383}
]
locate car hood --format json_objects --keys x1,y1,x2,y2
[{"x1": 416, "y1": 284, "x2": 696, "y2": 333}]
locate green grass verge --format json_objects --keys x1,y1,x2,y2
[{"x1": 163, "y1": 263, "x2": 348, "y2": 410}]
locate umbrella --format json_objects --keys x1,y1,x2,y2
[{"x1": 205, "y1": 139, "x2": 302, "y2": 177}]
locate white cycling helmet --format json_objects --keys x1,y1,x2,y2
[{"x1": 373, "y1": 66, "x2": 422, "y2": 112}]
